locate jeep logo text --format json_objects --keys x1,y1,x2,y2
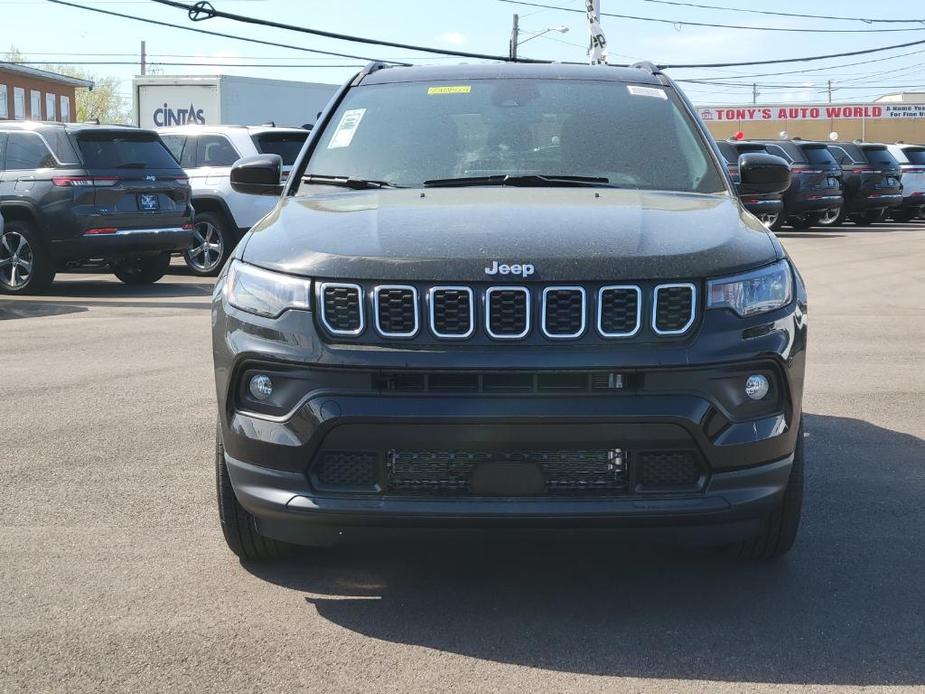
[{"x1": 484, "y1": 261, "x2": 535, "y2": 278}]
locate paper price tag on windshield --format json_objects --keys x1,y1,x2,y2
[
  {"x1": 627, "y1": 85, "x2": 667, "y2": 100},
  {"x1": 427, "y1": 85, "x2": 471, "y2": 95},
  {"x1": 327, "y1": 108, "x2": 366, "y2": 149}
]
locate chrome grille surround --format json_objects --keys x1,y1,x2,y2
[
  {"x1": 652, "y1": 283, "x2": 697, "y2": 336},
  {"x1": 596, "y1": 285, "x2": 642, "y2": 338},
  {"x1": 319, "y1": 282, "x2": 365, "y2": 336},
  {"x1": 485, "y1": 286, "x2": 531, "y2": 340},
  {"x1": 373, "y1": 285, "x2": 419, "y2": 338},
  {"x1": 428, "y1": 286, "x2": 475, "y2": 339},
  {"x1": 541, "y1": 286, "x2": 587, "y2": 339}
]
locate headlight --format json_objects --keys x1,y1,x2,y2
[
  {"x1": 707, "y1": 259, "x2": 793, "y2": 317},
  {"x1": 225, "y1": 260, "x2": 311, "y2": 318}
]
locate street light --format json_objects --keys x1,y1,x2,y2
[{"x1": 509, "y1": 14, "x2": 569, "y2": 60}]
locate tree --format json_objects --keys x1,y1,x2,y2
[{"x1": 5, "y1": 45, "x2": 132, "y2": 124}]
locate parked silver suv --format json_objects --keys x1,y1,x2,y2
[{"x1": 159, "y1": 124, "x2": 308, "y2": 275}]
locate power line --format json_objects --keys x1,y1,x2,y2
[
  {"x1": 45, "y1": 0, "x2": 407, "y2": 64},
  {"x1": 150, "y1": 0, "x2": 544, "y2": 62},
  {"x1": 498, "y1": 0, "x2": 925, "y2": 33},
  {"x1": 633, "y1": 0, "x2": 925, "y2": 25},
  {"x1": 10, "y1": 60, "x2": 364, "y2": 67}
]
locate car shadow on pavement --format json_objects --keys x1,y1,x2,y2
[{"x1": 243, "y1": 413, "x2": 925, "y2": 686}]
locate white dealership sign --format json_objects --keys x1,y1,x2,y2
[{"x1": 699, "y1": 103, "x2": 925, "y2": 122}]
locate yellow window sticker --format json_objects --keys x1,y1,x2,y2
[{"x1": 427, "y1": 85, "x2": 472, "y2": 95}]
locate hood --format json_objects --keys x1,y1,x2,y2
[{"x1": 241, "y1": 187, "x2": 778, "y2": 281}]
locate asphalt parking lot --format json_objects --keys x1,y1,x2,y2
[{"x1": 1, "y1": 223, "x2": 924, "y2": 693}]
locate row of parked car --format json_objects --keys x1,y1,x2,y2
[
  {"x1": 717, "y1": 137, "x2": 925, "y2": 230},
  {"x1": 0, "y1": 120, "x2": 309, "y2": 294}
]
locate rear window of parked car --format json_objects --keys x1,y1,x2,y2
[
  {"x1": 902, "y1": 147, "x2": 925, "y2": 165},
  {"x1": 800, "y1": 145, "x2": 838, "y2": 166},
  {"x1": 75, "y1": 131, "x2": 180, "y2": 170},
  {"x1": 252, "y1": 132, "x2": 308, "y2": 166},
  {"x1": 863, "y1": 147, "x2": 899, "y2": 168}
]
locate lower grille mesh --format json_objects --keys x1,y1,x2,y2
[
  {"x1": 636, "y1": 451, "x2": 702, "y2": 490},
  {"x1": 313, "y1": 451, "x2": 378, "y2": 491}
]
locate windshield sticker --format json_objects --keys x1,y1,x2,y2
[
  {"x1": 327, "y1": 108, "x2": 366, "y2": 149},
  {"x1": 627, "y1": 85, "x2": 667, "y2": 100},
  {"x1": 427, "y1": 85, "x2": 472, "y2": 95}
]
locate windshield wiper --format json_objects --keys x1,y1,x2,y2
[
  {"x1": 423, "y1": 174, "x2": 614, "y2": 188},
  {"x1": 302, "y1": 174, "x2": 402, "y2": 189}
]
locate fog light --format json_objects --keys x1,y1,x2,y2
[
  {"x1": 745, "y1": 374, "x2": 769, "y2": 400},
  {"x1": 249, "y1": 374, "x2": 273, "y2": 401}
]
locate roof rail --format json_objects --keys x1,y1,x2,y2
[
  {"x1": 630, "y1": 61, "x2": 661, "y2": 75},
  {"x1": 261, "y1": 121, "x2": 276, "y2": 127},
  {"x1": 351, "y1": 61, "x2": 393, "y2": 86},
  {"x1": 84, "y1": 118, "x2": 100, "y2": 125}
]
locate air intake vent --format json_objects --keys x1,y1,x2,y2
[
  {"x1": 430, "y1": 286, "x2": 474, "y2": 338},
  {"x1": 598, "y1": 286, "x2": 641, "y2": 337},
  {"x1": 313, "y1": 451, "x2": 379, "y2": 491},
  {"x1": 542, "y1": 287, "x2": 586, "y2": 338},
  {"x1": 374, "y1": 285, "x2": 418, "y2": 337},
  {"x1": 653, "y1": 283, "x2": 696, "y2": 335},
  {"x1": 486, "y1": 287, "x2": 530, "y2": 339},
  {"x1": 320, "y1": 283, "x2": 363, "y2": 335},
  {"x1": 635, "y1": 451, "x2": 702, "y2": 491}
]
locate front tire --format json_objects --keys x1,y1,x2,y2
[
  {"x1": 0, "y1": 219, "x2": 55, "y2": 295},
  {"x1": 183, "y1": 211, "x2": 233, "y2": 277},
  {"x1": 215, "y1": 422, "x2": 291, "y2": 560},
  {"x1": 733, "y1": 423, "x2": 804, "y2": 560},
  {"x1": 112, "y1": 252, "x2": 171, "y2": 284}
]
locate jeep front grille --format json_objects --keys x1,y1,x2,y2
[
  {"x1": 315, "y1": 281, "x2": 698, "y2": 341},
  {"x1": 653, "y1": 283, "x2": 696, "y2": 335},
  {"x1": 542, "y1": 287, "x2": 586, "y2": 338},
  {"x1": 320, "y1": 283, "x2": 363, "y2": 335},
  {"x1": 486, "y1": 287, "x2": 530, "y2": 339},
  {"x1": 430, "y1": 286, "x2": 474, "y2": 338},
  {"x1": 374, "y1": 285, "x2": 418, "y2": 337}
]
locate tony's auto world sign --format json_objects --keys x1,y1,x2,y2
[{"x1": 699, "y1": 103, "x2": 925, "y2": 122}]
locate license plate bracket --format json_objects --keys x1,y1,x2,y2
[{"x1": 138, "y1": 193, "x2": 160, "y2": 211}]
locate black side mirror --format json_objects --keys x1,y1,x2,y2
[
  {"x1": 737, "y1": 153, "x2": 791, "y2": 196},
  {"x1": 230, "y1": 154, "x2": 284, "y2": 196}
]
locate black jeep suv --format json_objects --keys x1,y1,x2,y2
[
  {"x1": 826, "y1": 142, "x2": 903, "y2": 225},
  {"x1": 0, "y1": 122, "x2": 193, "y2": 293},
  {"x1": 756, "y1": 139, "x2": 843, "y2": 228},
  {"x1": 212, "y1": 62, "x2": 806, "y2": 562}
]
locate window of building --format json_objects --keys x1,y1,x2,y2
[
  {"x1": 14, "y1": 87, "x2": 25, "y2": 119},
  {"x1": 61, "y1": 95, "x2": 71, "y2": 122},
  {"x1": 46, "y1": 93, "x2": 56, "y2": 122},
  {"x1": 0, "y1": 85, "x2": 8, "y2": 118},
  {"x1": 30, "y1": 90, "x2": 42, "y2": 120},
  {"x1": 5, "y1": 132, "x2": 58, "y2": 169}
]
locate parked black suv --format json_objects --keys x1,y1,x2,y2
[
  {"x1": 716, "y1": 140, "x2": 786, "y2": 229},
  {"x1": 212, "y1": 62, "x2": 806, "y2": 562},
  {"x1": 756, "y1": 139, "x2": 843, "y2": 228},
  {"x1": 0, "y1": 122, "x2": 193, "y2": 293},
  {"x1": 826, "y1": 142, "x2": 903, "y2": 225}
]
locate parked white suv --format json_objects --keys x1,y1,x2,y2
[
  {"x1": 884, "y1": 143, "x2": 925, "y2": 221},
  {"x1": 159, "y1": 124, "x2": 309, "y2": 275}
]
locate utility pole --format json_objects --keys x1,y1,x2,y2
[
  {"x1": 827, "y1": 80, "x2": 832, "y2": 103},
  {"x1": 509, "y1": 14, "x2": 519, "y2": 61},
  {"x1": 140, "y1": 40, "x2": 146, "y2": 76},
  {"x1": 752, "y1": 83, "x2": 758, "y2": 105}
]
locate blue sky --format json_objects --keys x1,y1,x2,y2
[{"x1": 3, "y1": 0, "x2": 925, "y2": 109}]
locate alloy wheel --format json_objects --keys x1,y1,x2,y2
[
  {"x1": 185, "y1": 221, "x2": 224, "y2": 273},
  {"x1": 758, "y1": 211, "x2": 780, "y2": 228},
  {"x1": 0, "y1": 231, "x2": 34, "y2": 290},
  {"x1": 818, "y1": 207, "x2": 841, "y2": 225}
]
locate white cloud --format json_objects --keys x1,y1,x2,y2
[{"x1": 437, "y1": 32, "x2": 468, "y2": 46}]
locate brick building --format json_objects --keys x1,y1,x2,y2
[{"x1": 0, "y1": 63, "x2": 94, "y2": 122}]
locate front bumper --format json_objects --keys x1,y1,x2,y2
[{"x1": 212, "y1": 274, "x2": 807, "y2": 546}]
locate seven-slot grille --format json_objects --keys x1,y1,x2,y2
[
  {"x1": 430, "y1": 287, "x2": 474, "y2": 338},
  {"x1": 316, "y1": 283, "x2": 698, "y2": 340},
  {"x1": 542, "y1": 287, "x2": 586, "y2": 338},
  {"x1": 486, "y1": 287, "x2": 530, "y2": 339},
  {"x1": 653, "y1": 283, "x2": 696, "y2": 335},
  {"x1": 320, "y1": 283, "x2": 363, "y2": 335},
  {"x1": 374, "y1": 285, "x2": 418, "y2": 337}
]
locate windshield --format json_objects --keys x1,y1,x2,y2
[
  {"x1": 303, "y1": 79, "x2": 723, "y2": 193},
  {"x1": 252, "y1": 132, "x2": 308, "y2": 166},
  {"x1": 76, "y1": 131, "x2": 180, "y2": 170}
]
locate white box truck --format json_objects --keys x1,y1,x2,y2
[{"x1": 133, "y1": 74, "x2": 338, "y2": 129}]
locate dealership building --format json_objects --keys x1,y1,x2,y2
[{"x1": 700, "y1": 92, "x2": 925, "y2": 143}]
